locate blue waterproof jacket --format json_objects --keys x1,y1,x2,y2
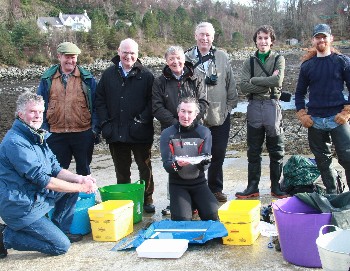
[
  {"x1": 37, "y1": 64, "x2": 99, "y2": 133},
  {"x1": 0, "y1": 119, "x2": 62, "y2": 230}
]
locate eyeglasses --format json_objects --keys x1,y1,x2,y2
[{"x1": 121, "y1": 51, "x2": 136, "y2": 56}]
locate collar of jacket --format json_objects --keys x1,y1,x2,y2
[
  {"x1": 14, "y1": 118, "x2": 49, "y2": 145},
  {"x1": 186, "y1": 46, "x2": 216, "y2": 62},
  {"x1": 40, "y1": 64, "x2": 93, "y2": 80},
  {"x1": 111, "y1": 55, "x2": 143, "y2": 76},
  {"x1": 186, "y1": 46, "x2": 216, "y2": 73},
  {"x1": 253, "y1": 49, "x2": 277, "y2": 60},
  {"x1": 162, "y1": 61, "x2": 194, "y2": 80},
  {"x1": 175, "y1": 120, "x2": 199, "y2": 132}
]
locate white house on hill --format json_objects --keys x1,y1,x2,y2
[{"x1": 37, "y1": 10, "x2": 91, "y2": 32}]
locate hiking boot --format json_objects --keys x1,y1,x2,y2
[
  {"x1": 66, "y1": 233, "x2": 83, "y2": 243},
  {"x1": 161, "y1": 205, "x2": 171, "y2": 216},
  {"x1": 143, "y1": 203, "x2": 155, "y2": 213},
  {"x1": 213, "y1": 192, "x2": 227, "y2": 202},
  {"x1": 0, "y1": 224, "x2": 8, "y2": 258}
]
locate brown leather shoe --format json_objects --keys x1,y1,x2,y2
[{"x1": 213, "y1": 192, "x2": 227, "y2": 202}]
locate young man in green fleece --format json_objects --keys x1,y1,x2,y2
[{"x1": 236, "y1": 25, "x2": 288, "y2": 199}]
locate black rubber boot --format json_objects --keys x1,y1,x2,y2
[
  {"x1": 235, "y1": 162, "x2": 260, "y2": 198},
  {"x1": 308, "y1": 127, "x2": 337, "y2": 194},
  {"x1": 0, "y1": 224, "x2": 7, "y2": 259},
  {"x1": 266, "y1": 134, "x2": 288, "y2": 198},
  {"x1": 236, "y1": 125, "x2": 265, "y2": 199},
  {"x1": 271, "y1": 179, "x2": 288, "y2": 198},
  {"x1": 270, "y1": 159, "x2": 288, "y2": 198},
  {"x1": 319, "y1": 167, "x2": 338, "y2": 194},
  {"x1": 314, "y1": 156, "x2": 338, "y2": 194}
]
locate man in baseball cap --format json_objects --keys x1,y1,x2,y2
[
  {"x1": 37, "y1": 41, "x2": 100, "y2": 243},
  {"x1": 295, "y1": 23, "x2": 350, "y2": 194},
  {"x1": 313, "y1": 23, "x2": 331, "y2": 37}
]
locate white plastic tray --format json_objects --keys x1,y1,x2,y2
[
  {"x1": 136, "y1": 239, "x2": 189, "y2": 258},
  {"x1": 175, "y1": 155, "x2": 212, "y2": 164}
]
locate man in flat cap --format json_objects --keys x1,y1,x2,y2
[
  {"x1": 295, "y1": 24, "x2": 350, "y2": 193},
  {"x1": 37, "y1": 42, "x2": 99, "y2": 242}
]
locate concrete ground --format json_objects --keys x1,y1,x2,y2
[{"x1": 2, "y1": 151, "x2": 341, "y2": 271}]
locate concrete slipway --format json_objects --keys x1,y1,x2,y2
[{"x1": 2, "y1": 151, "x2": 342, "y2": 271}]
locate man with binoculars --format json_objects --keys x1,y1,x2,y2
[{"x1": 185, "y1": 22, "x2": 238, "y2": 202}]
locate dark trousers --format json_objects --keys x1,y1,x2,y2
[
  {"x1": 308, "y1": 124, "x2": 350, "y2": 192},
  {"x1": 208, "y1": 114, "x2": 231, "y2": 193},
  {"x1": 47, "y1": 129, "x2": 94, "y2": 175},
  {"x1": 170, "y1": 181, "x2": 219, "y2": 221},
  {"x1": 109, "y1": 142, "x2": 154, "y2": 204}
]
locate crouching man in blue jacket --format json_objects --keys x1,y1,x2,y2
[{"x1": 0, "y1": 91, "x2": 98, "y2": 258}]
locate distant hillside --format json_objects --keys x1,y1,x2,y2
[{"x1": 0, "y1": 0, "x2": 348, "y2": 67}]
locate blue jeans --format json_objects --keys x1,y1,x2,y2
[
  {"x1": 208, "y1": 114, "x2": 231, "y2": 193},
  {"x1": 311, "y1": 115, "x2": 340, "y2": 130},
  {"x1": 51, "y1": 192, "x2": 79, "y2": 233},
  {"x1": 2, "y1": 192, "x2": 76, "y2": 255},
  {"x1": 3, "y1": 217, "x2": 70, "y2": 256}
]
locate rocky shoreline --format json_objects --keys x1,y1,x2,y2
[{"x1": 0, "y1": 48, "x2": 304, "y2": 81}]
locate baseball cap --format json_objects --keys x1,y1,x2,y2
[
  {"x1": 313, "y1": 24, "x2": 331, "y2": 37},
  {"x1": 57, "y1": 42, "x2": 81, "y2": 55}
]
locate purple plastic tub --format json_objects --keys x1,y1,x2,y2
[{"x1": 272, "y1": 196, "x2": 332, "y2": 268}]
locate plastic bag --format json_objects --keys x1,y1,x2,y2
[{"x1": 112, "y1": 220, "x2": 228, "y2": 251}]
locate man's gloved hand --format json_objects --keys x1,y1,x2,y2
[
  {"x1": 296, "y1": 109, "x2": 313, "y2": 128},
  {"x1": 335, "y1": 105, "x2": 350, "y2": 125}
]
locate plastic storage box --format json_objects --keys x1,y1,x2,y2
[
  {"x1": 136, "y1": 239, "x2": 189, "y2": 258},
  {"x1": 88, "y1": 200, "x2": 134, "y2": 242},
  {"x1": 218, "y1": 199, "x2": 261, "y2": 245}
]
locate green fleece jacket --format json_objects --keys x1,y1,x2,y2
[{"x1": 240, "y1": 50, "x2": 285, "y2": 100}]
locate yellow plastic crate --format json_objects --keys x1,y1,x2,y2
[
  {"x1": 88, "y1": 200, "x2": 133, "y2": 242},
  {"x1": 218, "y1": 200, "x2": 261, "y2": 245},
  {"x1": 221, "y1": 218, "x2": 260, "y2": 245}
]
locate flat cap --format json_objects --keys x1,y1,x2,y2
[
  {"x1": 57, "y1": 42, "x2": 81, "y2": 55},
  {"x1": 313, "y1": 24, "x2": 331, "y2": 37}
]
